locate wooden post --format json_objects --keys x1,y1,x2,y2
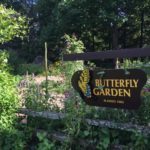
[
  {"x1": 45, "y1": 42, "x2": 48, "y2": 100},
  {"x1": 115, "y1": 57, "x2": 120, "y2": 69}
]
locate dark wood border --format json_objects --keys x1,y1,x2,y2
[{"x1": 63, "y1": 48, "x2": 150, "y2": 61}]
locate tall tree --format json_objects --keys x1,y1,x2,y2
[{"x1": 33, "y1": 0, "x2": 150, "y2": 60}]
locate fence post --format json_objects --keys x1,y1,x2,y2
[{"x1": 45, "y1": 42, "x2": 48, "y2": 100}]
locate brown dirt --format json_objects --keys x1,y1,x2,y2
[
  {"x1": 19, "y1": 75, "x2": 69, "y2": 110},
  {"x1": 33, "y1": 75, "x2": 65, "y2": 84}
]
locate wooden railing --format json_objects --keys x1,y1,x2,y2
[{"x1": 19, "y1": 108, "x2": 150, "y2": 136}]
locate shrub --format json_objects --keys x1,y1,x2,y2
[
  {"x1": 16, "y1": 63, "x2": 44, "y2": 75},
  {"x1": 49, "y1": 34, "x2": 85, "y2": 75},
  {"x1": 121, "y1": 58, "x2": 150, "y2": 76},
  {"x1": 0, "y1": 71, "x2": 18, "y2": 130},
  {"x1": 8, "y1": 50, "x2": 26, "y2": 74},
  {"x1": 0, "y1": 51, "x2": 25, "y2": 149},
  {"x1": 0, "y1": 4, "x2": 27, "y2": 44}
]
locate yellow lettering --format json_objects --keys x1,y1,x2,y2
[
  {"x1": 118, "y1": 89, "x2": 124, "y2": 96},
  {"x1": 120, "y1": 80, "x2": 125, "y2": 87},
  {"x1": 105, "y1": 80, "x2": 109, "y2": 87},
  {"x1": 111, "y1": 88, "x2": 118, "y2": 96},
  {"x1": 105, "y1": 88, "x2": 111, "y2": 96},
  {"x1": 110, "y1": 80, "x2": 115, "y2": 87},
  {"x1": 125, "y1": 80, "x2": 130, "y2": 87},
  {"x1": 95, "y1": 79, "x2": 100, "y2": 87},
  {"x1": 115, "y1": 80, "x2": 120, "y2": 87},
  {"x1": 99, "y1": 89, "x2": 105, "y2": 96},
  {"x1": 124, "y1": 89, "x2": 131, "y2": 97},
  {"x1": 130, "y1": 80, "x2": 134, "y2": 88},
  {"x1": 93, "y1": 88, "x2": 99, "y2": 95},
  {"x1": 133, "y1": 80, "x2": 139, "y2": 88}
]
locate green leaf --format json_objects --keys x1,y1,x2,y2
[{"x1": 83, "y1": 130, "x2": 89, "y2": 136}]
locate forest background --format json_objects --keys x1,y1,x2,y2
[{"x1": 1, "y1": 0, "x2": 150, "y2": 66}]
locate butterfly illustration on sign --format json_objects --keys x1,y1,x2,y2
[{"x1": 77, "y1": 68, "x2": 91, "y2": 98}]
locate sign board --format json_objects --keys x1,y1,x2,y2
[{"x1": 72, "y1": 68, "x2": 147, "y2": 109}]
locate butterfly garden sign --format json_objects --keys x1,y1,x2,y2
[
  {"x1": 71, "y1": 68, "x2": 147, "y2": 109},
  {"x1": 64, "y1": 48, "x2": 150, "y2": 109}
]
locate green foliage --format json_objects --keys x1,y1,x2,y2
[
  {"x1": 48, "y1": 34, "x2": 84, "y2": 92},
  {"x1": 25, "y1": 82, "x2": 49, "y2": 111},
  {"x1": 96, "y1": 128, "x2": 110, "y2": 150},
  {"x1": 121, "y1": 58, "x2": 150, "y2": 76},
  {"x1": 49, "y1": 60, "x2": 83, "y2": 83},
  {"x1": 37, "y1": 132, "x2": 55, "y2": 150},
  {"x1": 0, "y1": 50, "x2": 9, "y2": 71},
  {"x1": 49, "y1": 61, "x2": 64, "y2": 76},
  {"x1": 17, "y1": 64, "x2": 44, "y2": 75},
  {"x1": 130, "y1": 132, "x2": 149, "y2": 149},
  {"x1": 0, "y1": 54, "x2": 18, "y2": 132},
  {"x1": 0, "y1": 4, "x2": 28, "y2": 44},
  {"x1": 62, "y1": 34, "x2": 84, "y2": 80},
  {"x1": 0, "y1": 51, "x2": 24, "y2": 149},
  {"x1": 37, "y1": 0, "x2": 150, "y2": 54},
  {"x1": 63, "y1": 34, "x2": 85, "y2": 54},
  {"x1": 7, "y1": 50, "x2": 26, "y2": 73},
  {"x1": 0, "y1": 72, "x2": 18, "y2": 129},
  {"x1": 62, "y1": 92, "x2": 87, "y2": 148},
  {"x1": 0, "y1": 129, "x2": 25, "y2": 150}
]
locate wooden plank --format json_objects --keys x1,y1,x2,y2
[
  {"x1": 19, "y1": 108, "x2": 150, "y2": 136},
  {"x1": 19, "y1": 108, "x2": 65, "y2": 120},
  {"x1": 63, "y1": 48, "x2": 150, "y2": 61},
  {"x1": 85, "y1": 119, "x2": 150, "y2": 136}
]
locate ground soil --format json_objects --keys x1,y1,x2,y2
[{"x1": 19, "y1": 75, "x2": 69, "y2": 110}]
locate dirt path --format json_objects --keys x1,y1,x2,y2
[
  {"x1": 33, "y1": 75, "x2": 65, "y2": 84},
  {"x1": 19, "y1": 75, "x2": 69, "y2": 110}
]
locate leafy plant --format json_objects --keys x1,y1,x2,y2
[
  {"x1": 0, "y1": 50, "x2": 9, "y2": 71},
  {"x1": 0, "y1": 129, "x2": 26, "y2": 150},
  {"x1": 37, "y1": 132, "x2": 55, "y2": 150},
  {"x1": 63, "y1": 34, "x2": 85, "y2": 54},
  {"x1": 25, "y1": 81, "x2": 48, "y2": 111},
  {"x1": 0, "y1": 51, "x2": 25, "y2": 149},
  {"x1": 130, "y1": 132, "x2": 149, "y2": 149},
  {"x1": 0, "y1": 72, "x2": 18, "y2": 131},
  {"x1": 96, "y1": 128, "x2": 110, "y2": 150},
  {"x1": 121, "y1": 58, "x2": 150, "y2": 76},
  {"x1": 0, "y1": 4, "x2": 28, "y2": 44}
]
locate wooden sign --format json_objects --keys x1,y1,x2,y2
[{"x1": 71, "y1": 68, "x2": 147, "y2": 109}]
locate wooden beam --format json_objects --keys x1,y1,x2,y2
[
  {"x1": 85, "y1": 119, "x2": 150, "y2": 136},
  {"x1": 19, "y1": 108, "x2": 150, "y2": 136},
  {"x1": 63, "y1": 48, "x2": 150, "y2": 61}
]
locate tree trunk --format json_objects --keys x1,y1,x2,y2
[
  {"x1": 92, "y1": 30, "x2": 95, "y2": 51},
  {"x1": 112, "y1": 24, "x2": 118, "y2": 50},
  {"x1": 112, "y1": 24, "x2": 119, "y2": 68},
  {"x1": 140, "y1": 10, "x2": 144, "y2": 48},
  {"x1": 123, "y1": 23, "x2": 127, "y2": 48}
]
